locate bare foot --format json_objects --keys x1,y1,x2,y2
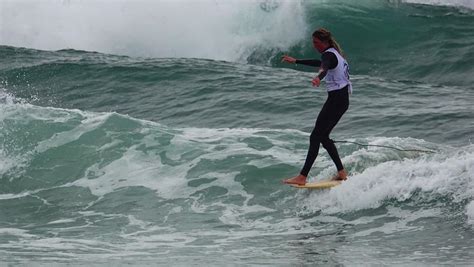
[
  {"x1": 331, "y1": 169, "x2": 348, "y2": 181},
  {"x1": 283, "y1": 174, "x2": 307, "y2": 185}
]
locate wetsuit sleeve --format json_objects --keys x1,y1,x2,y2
[
  {"x1": 318, "y1": 51, "x2": 338, "y2": 80},
  {"x1": 294, "y1": 59, "x2": 322, "y2": 67}
]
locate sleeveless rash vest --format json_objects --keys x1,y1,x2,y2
[{"x1": 323, "y1": 48, "x2": 352, "y2": 93}]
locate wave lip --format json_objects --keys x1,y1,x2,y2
[{"x1": 0, "y1": 0, "x2": 307, "y2": 62}]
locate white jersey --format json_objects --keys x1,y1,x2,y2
[{"x1": 323, "y1": 47, "x2": 352, "y2": 93}]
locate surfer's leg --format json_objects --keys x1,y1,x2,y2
[
  {"x1": 284, "y1": 124, "x2": 325, "y2": 185},
  {"x1": 300, "y1": 129, "x2": 323, "y2": 177},
  {"x1": 299, "y1": 102, "x2": 330, "y2": 177},
  {"x1": 320, "y1": 110, "x2": 346, "y2": 170},
  {"x1": 282, "y1": 114, "x2": 327, "y2": 185},
  {"x1": 321, "y1": 138, "x2": 344, "y2": 171},
  {"x1": 320, "y1": 88, "x2": 349, "y2": 178},
  {"x1": 321, "y1": 138, "x2": 347, "y2": 179}
]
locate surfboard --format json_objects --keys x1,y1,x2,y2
[{"x1": 290, "y1": 179, "x2": 341, "y2": 189}]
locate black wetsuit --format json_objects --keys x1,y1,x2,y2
[{"x1": 295, "y1": 50, "x2": 349, "y2": 176}]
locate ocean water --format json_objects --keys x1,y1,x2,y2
[{"x1": 1, "y1": 0, "x2": 474, "y2": 265}]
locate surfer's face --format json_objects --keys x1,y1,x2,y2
[{"x1": 312, "y1": 37, "x2": 328, "y2": 53}]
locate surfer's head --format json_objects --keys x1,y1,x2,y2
[{"x1": 312, "y1": 28, "x2": 343, "y2": 56}]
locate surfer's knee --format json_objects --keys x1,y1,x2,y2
[
  {"x1": 310, "y1": 131, "x2": 323, "y2": 144},
  {"x1": 321, "y1": 138, "x2": 334, "y2": 149}
]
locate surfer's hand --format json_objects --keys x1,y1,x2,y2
[
  {"x1": 312, "y1": 77, "x2": 321, "y2": 87},
  {"x1": 281, "y1": 55, "x2": 296, "y2": 64}
]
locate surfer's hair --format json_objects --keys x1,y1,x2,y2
[{"x1": 312, "y1": 28, "x2": 344, "y2": 57}]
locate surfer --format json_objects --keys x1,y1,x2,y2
[{"x1": 281, "y1": 28, "x2": 351, "y2": 185}]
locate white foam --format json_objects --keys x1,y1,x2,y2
[
  {"x1": 0, "y1": 89, "x2": 18, "y2": 105},
  {"x1": 35, "y1": 112, "x2": 112, "y2": 153},
  {"x1": 180, "y1": 126, "x2": 309, "y2": 167},
  {"x1": 71, "y1": 146, "x2": 168, "y2": 197},
  {"x1": 0, "y1": 228, "x2": 35, "y2": 238},
  {"x1": 403, "y1": 0, "x2": 474, "y2": 9},
  {"x1": 352, "y1": 207, "x2": 441, "y2": 237},
  {"x1": 0, "y1": 148, "x2": 17, "y2": 178},
  {"x1": 301, "y1": 145, "x2": 474, "y2": 214},
  {"x1": 47, "y1": 218, "x2": 76, "y2": 225},
  {"x1": 466, "y1": 200, "x2": 474, "y2": 225},
  {"x1": 68, "y1": 125, "x2": 306, "y2": 235},
  {"x1": 1, "y1": 0, "x2": 307, "y2": 61},
  {"x1": 0, "y1": 98, "x2": 113, "y2": 178}
]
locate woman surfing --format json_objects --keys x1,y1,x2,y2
[{"x1": 282, "y1": 28, "x2": 352, "y2": 186}]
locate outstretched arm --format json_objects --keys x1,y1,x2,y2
[
  {"x1": 295, "y1": 59, "x2": 322, "y2": 67},
  {"x1": 281, "y1": 55, "x2": 322, "y2": 67}
]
